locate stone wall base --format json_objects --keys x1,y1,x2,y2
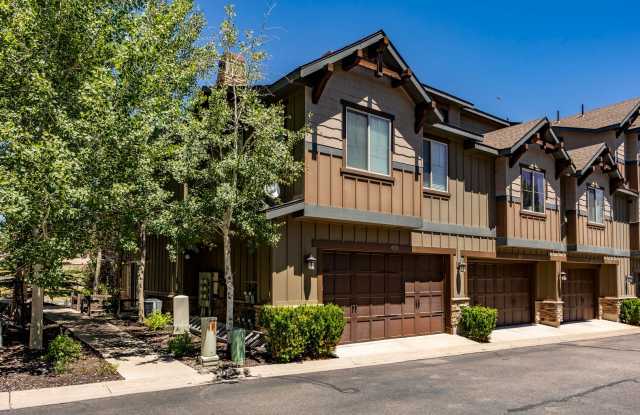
[
  {"x1": 449, "y1": 297, "x2": 470, "y2": 335},
  {"x1": 599, "y1": 297, "x2": 623, "y2": 322},
  {"x1": 535, "y1": 301, "x2": 563, "y2": 327}
]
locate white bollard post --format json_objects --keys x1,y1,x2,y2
[
  {"x1": 199, "y1": 317, "x2": 219, "y2": 368},
  {"x1": 173, "y1": 295, "x2": 190, "y2": 334}
]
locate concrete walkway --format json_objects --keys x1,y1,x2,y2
[
  {"x1": 249, "y1": 320, "x2": 640, "y2": 379},
  {"x1": 0, "y1": 308, "x2": 213, "y2": 411}
]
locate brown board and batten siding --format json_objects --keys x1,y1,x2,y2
[
  {"x1": 304, "y1": 65, "x2": 422, "y2": 217},
  {"x1": 495, "y1": 146, "x2": 564, "y2": 246},
  {"x1": 571, "y1": 171, "x2": 630, "y2": 254},
  {"x1": 271, "y1": 217, "x2": 414, "y2": 306}
]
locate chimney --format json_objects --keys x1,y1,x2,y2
[{"x1": 216, "y1": 53, "x2": 247, "y2": 87}]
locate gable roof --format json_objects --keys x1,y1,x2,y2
[
  {"x1": 567, "y1": 143, "x2": 609, "y2": 173},
  {"x1": 267, "y1": 30, "x2": 433, "y2": 108},
  {"x1": 554, "y1": 98, "x2": 640, "y2": 131},
  {"x1": 483, "y1": 118, "x2": 546, "y2": 151}
]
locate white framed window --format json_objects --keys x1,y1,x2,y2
[
  {"x1": 522, "y1": 168, "x2": 545, "y2": 213},
  {"x1": 587, "y1": 186, "x2": 604, "y2": 224},
  {"x1": 345, "y1": 108, "x2": 391, "y2": 176},
  {"x1": 423, "y1": 139, "x2": 448, "y2": 191}
]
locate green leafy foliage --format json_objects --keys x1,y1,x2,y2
[
  {"x1": 168, "y1": 333, "x2": 194, "y2": 358},
  {"x1": 459, "y1": 306, "x2": 498, "y2": 343},
  {"x1": 144, "y1": 311, "x2": 172, "y2": 331},
  {"x1": 46, "y1": 334, "x2": 83, "y2": 374},
  {"x1": 620, "y1": 299, "x2": 640, "y2": 325},
  {"x1": 259, "y1": 305, "x2": 346, "y2": 363}
]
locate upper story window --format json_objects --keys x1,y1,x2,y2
[
  {"x1": 522, "y1": 168, "x2": 545, "y2": 213},
  {"x1": 423, "y1": 139, "x2": 448, "y2": 191},
  {"x1": 345, "y1": 108, "x2": 391, "y2": 176},
  {"x1": 587, "y1": 186, "x2": 604, "y2": 224}
]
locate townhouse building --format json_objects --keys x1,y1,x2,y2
[{"x1": 130, "y1": 31, "x2": 639, "y2": 343}]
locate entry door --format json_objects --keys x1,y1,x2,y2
[{"x1": 562, "y1": 269, "x2": 596, "y2": 322}]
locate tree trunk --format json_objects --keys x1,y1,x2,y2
[
  {"x1": 29, "y1": 280, "x2": 44, "y2": 350},
  {"x1": 137, "y1": 223, "x2": 147, "y2": 322},
  {"x1": 93, "y1": 248, "x2": 102, "y2": 293},
  {"x1": 223, "y1": 224, "x2": 234, "y2": 331}
]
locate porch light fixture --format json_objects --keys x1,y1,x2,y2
[
  {"x1": 304, "y1": 253, "x2": 317, "y2": 271},
  {"x1": 456, "y1": 256, "x2": 466, "y2": 274},
  {"x1": 560, "y1": 272, "x2": 567, "y2": 281},
  {"x1": 625, "y1": 274, "x2": 635, "y2": 284}
]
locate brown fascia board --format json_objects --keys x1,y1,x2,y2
[
  {"x1": 575, "y1": 144, "x2": 621, "y2": 179},
  {"x1": 422, "y1": 84, "x2": 473, "y2": 107},
  {"x1": 498, "y1": 118, "x2": 549, "y2": 156},
  {"x1": 461, "y1": 107, "x2": 511, "y2": 127},
  {"x1": 619, "y1": 104, "x2": 640, "y2": 136}
]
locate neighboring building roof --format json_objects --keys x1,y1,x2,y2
[
  {"x1": 554, "y1": 98, "x2": 640, "y2": 131},
  {"x1": 629, "y1": 114, "x2": 640, "y2": 131},
  {"x1": 483, "y1": 118, "x2": 546, "y2": 151}
]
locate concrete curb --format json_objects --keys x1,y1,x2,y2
[{"x1": 0, "y1": 374, "x2": 214, "y2": 411}]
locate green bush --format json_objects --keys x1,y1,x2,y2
[
  {"x1": 620, "y1": 299, "x2": 640, "y2": 325},
  {"x1": 459, "y1": 306, "x2": 497, "y2": 343},
  {"x1": 259, "y1": 304, "x2": 346, "y2": 363},
  {"x1": 46, "y1": 334, "x2": 83, "y2": 374},
  {"x1": 144, "y1": 311, "x2": 172, "y2": 331},
  {"x1": 168, "y1": 333, "x2": 194, "y2": 358}
]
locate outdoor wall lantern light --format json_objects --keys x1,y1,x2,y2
[
  {"x1": 560, "y1": 272, "x2": 567, "y2": 281},
  {"x1": 304, "y1": 254, "x2": 317, "y2": 271},
  {"x1": 456, "y1": 256, "x2": 466, "y2": 274},
  {"x1": 625, "y1": 274, "x2": 635, "y2": 284}
]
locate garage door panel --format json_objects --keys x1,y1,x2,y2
[
  {"x1": 323, "y1": 251, "x2": 445, "y2": 344},
  {"x1": 562, "y1": 269, "x2": 595, "y2": 322},
  {"x1": 469, "y1": 262, "x2": 532, "y2": 326}
]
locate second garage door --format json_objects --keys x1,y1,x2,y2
[
  {"x1": 468, "y1": 262, "x2": 533, "y2": 326},
  {"x1": 322, "y1": 252, "x2": 445, "y2": 344}
]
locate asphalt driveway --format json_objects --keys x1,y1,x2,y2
[{"x1": 6, "y1": 333, "x2": 640, "y2": 415}]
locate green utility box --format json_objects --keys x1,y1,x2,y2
[{"x1": 229, "y1": 328, "x2": 246, "y2": 365}]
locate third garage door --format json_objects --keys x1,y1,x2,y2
[
  {"x1": 468, "y1": 262, "x2": 533, "y2": 326},
  {"x1": 561, "y1": 269, "x2": 596, "y2": 322},
  {"x1": 322, "y1": 252, "x2": 445, "y2": 344}
]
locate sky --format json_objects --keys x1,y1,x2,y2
[{"x1": 198, "y1": 1, "x2": 640, "y2": 123}]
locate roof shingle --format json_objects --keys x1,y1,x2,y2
[
  {"x1": 566, "y1": 142, "x2": 606, "y2": 172},
  {"x1": 554, "y1": 98, "x2": 640, "y2": 130},
  {"x1": 483, "y1": 118, "x2": 545, "y2": 150}
]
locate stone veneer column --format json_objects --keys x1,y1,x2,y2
[
  {"x1": 448, "y1": 252, "x2": 469, "y2": 335},
  {"x1": 535, "y1": 300, "x2": 563, "y2": 327},
  {"x1": 599, "y1": 297, "x2": 623, "y2": 322},
  {"x1": 450, "y1": 297, "x2": 470, "y2": 335}
]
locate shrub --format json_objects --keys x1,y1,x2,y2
[
  {"x1": 459, "y1": 306, "x2": 497, "y2": 343},
  {"x1": 620, "y1": 298, "x2": 640, "y2": 325},
  {"x1": 96, "y1": 361, "x2": 119, "y2": 376},
  {"x1": 46, "y1": 334, "x2": 83, "y2": 374},
  {"x1": 259, "y1": 304, "x2": 346, "y2": 363},
  {"x1": 168, "y1": 333, "x2": 194, "y2": 358},
  {"x1": 144, "y1": 311, "x2": 172, "y2": 331}
]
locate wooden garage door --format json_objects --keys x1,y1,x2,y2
[
  {"x1": 468, "y1": 262, "x2": 532, "y2": 326},
  {"x1": 322, "y1": 252, "x2": 445, "y2": 344},
  {"x1": 562, "y1": 269, "x2": 596, "y2": 322}
]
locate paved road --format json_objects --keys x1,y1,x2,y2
[{"x1": 6, "y1": 334, "x2": 640, "y2": 414}]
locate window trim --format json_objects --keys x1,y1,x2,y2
[
  {"x1": 423, "y1": 138, "x2": 449, "y2": 192},
  {"x1": 521, "y1": 167, "x2": 546, "y2": 214},
  {"x1": 343, "y1": 105, "x2": 393, "y2": 177},
  {"x1": 587, "y1": 185, "x2": 605, "y2": 225}
]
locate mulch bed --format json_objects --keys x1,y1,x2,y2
[
  {"x1": 0, "y1": 324, "x2": 122, "y2": 392},
  {"x1": 107, "y1": 316, "x2": 269, "y2": 368}
]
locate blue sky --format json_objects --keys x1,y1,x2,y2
[{"x1": 199, "y1": 1, "x2": 640, "y2": 123}]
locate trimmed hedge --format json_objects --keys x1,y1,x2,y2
[
  {"x1": 620, "y1": 298, "x2": 640, "y2": 325},
  {"x1": 259, "y1": 304, "x2": 346, "y2": 363},
  {"x1": 459, "y1": 305, "x2": 497, "y2": 343}
]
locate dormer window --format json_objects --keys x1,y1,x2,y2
[
  {"x1": 587, "y1": 186, "x2": 604, "y2": 224},
  {"x1": 522, "y1": 168, "x2": 545, "y2": 213}
]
